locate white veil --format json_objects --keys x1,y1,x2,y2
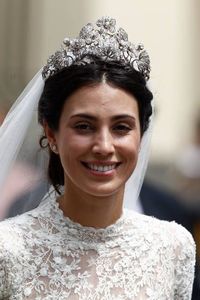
[
  {"x1": 0, "y1": 70, "x2": 43, "y2": 188},
  {"x1": 0, "y1": 71, "x2": 48, "y2": 219},
  {"x1": 124, "y1": 112, "x2": 153, "y2": 209}
]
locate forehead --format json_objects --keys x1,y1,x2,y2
[{"x1": 61, "y1": 83, "x2": 139, "y2": 117}]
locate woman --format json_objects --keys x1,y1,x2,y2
[{"x1": 0, "y1": 17, "x2": 195, "y2": 299}]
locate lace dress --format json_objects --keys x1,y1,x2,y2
[{"x1": 0, "y1": 192, "x2": 195, "y2": 300}]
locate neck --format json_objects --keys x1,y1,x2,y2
[{"x1": 58, "y1": 182, "x2": 124, "y2": 228}]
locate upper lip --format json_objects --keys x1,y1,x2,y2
[{"x1": 82, "y1": 161, "x2": 120, "y2": 165}]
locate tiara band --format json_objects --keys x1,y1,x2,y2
[{"x1": 42, "y1": 17, "x2": 151, "y2": 81}]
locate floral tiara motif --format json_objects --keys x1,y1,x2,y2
[{"x1": 42, "y1": 17, "x2": 151, "y2": 81}]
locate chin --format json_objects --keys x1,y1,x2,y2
[{"x1": 81, "y1": 182, "x2": 125, "y2": 198}]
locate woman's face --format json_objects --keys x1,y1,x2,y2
[{"x1": 47, "y1": 83, "x2": 141, "y2": 197}]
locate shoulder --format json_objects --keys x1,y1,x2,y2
[
  {"x1": 0, "y1": 213, "x2": 33, "y2": 255},
  {"x1": 126, "y1": 211, "x2": 196, "y2": 280},
  {"x1": 0, "y1": 197, "x2": 49, "y2": 250},
  {"x1": 125, "y1": 211, "x2": 195, "y2": 297},
  {"x1": 0, "y1": 197, "x2": 53, "y2": 298},
  {"x1": 0, "y1": 213, "x2": 32, "y2": 298},
  {"x1": 0, "y1": 192, "x2": 55, "y2": 256},
  {"x1": 125, "y1": 210, "x2": 195, "y2": 253}
]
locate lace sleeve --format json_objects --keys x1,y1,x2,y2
[
  {"x1": 173, "y1": 222, "x2": 196, "y2": 299},
  {"x1": 0, "y1": 221, "x2": 18, "y2": 300},
  {"x1": 0, "y1": 239, "x2": 10, "y2": 299}
]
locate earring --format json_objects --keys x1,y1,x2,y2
[{"x1": 50, "y1": 143, "x2": 58, "y2": 154}]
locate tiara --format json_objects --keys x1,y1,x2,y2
[{"x1": 42, "y1": 17, "x2": 151, "y2": 81}]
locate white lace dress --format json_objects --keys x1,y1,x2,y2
[{"x1": 0, "y1": 192, "x2": 195, "y2": 300}]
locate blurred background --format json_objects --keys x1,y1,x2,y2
[{"x1": 0, "y1": 0, "x2": 200, "y2": 297}]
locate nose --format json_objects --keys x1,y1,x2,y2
[{"x1": 92, "y1": 128, "x2": 115, "y2": 156}]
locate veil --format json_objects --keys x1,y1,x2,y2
[
  {"x1": 124, "y1": 110, "x2": 153, "y2": 209},
  {"x1": 0, "y1": 71, "x2": 48, "y2": 219}
]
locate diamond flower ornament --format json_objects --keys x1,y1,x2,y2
[{"x1": 42, "y1": 17, "x2": 150, "y2": 81}]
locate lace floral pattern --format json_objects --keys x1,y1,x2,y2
[{"x1": 0, "y1": 192, "x2": 195, "y2": 299}]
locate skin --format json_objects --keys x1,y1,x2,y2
[{"x1": 45, "y1": 83, "x2": 141, "y2": 228}]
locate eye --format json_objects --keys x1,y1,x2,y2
[
  {"x1": 74, "y1": 122, "x2": 94, "y2": 133},
  {"x1": 113, "y1": 124, "x2": 133, "y2": 135}
]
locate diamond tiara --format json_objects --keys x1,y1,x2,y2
[{"x1": 42, "y1": 16, "x2": 151, "y2": 81}]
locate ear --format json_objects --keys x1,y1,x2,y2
[{"x1": 43, "y1": 121, "x2": 57, "y2": 145}]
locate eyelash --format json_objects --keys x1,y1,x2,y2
[
  {"x1": 113, "y1": 124, "x2": 132, "y2": 132},
  {"x1": 73, "y1": 123, "x2": 133, "y2": 134},
  {"x1": 74, "y1": 123, "x2": 93, "y2": 132}
]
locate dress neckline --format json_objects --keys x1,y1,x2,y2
[{"x1": 44, "y1": 189, "x2": 131, "y2": 243}]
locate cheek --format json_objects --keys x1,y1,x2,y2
[
  {"x1": 119, "y1": 134, "x2": 140, "y2": 155},
  {"x1": 118, "y1": 135, "x2": 141, "y2": 169},
  {"x1": 58, "y1": 134, "x2": 92, "y2": 167},
  {"x1": 127, "y1": 143, "x2": 140, "y2": 165},
  {"x1": 57, "y1": 129, "x2": 91, "y2": 151}
]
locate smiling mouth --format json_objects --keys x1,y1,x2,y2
[{"x1": 81, "y1": 162, "x2": 121, "y2": 172}]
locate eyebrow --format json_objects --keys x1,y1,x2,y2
[{"x1": 70, "y1": 113, "x2": 136, "y2": 121}]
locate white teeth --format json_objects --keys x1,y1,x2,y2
[{"x1": 87, "y1": 163, "x2": 117, "y2": 172}]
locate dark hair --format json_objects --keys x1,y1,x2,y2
[{"x1": 38, "y1": 57, "x2": 153, "y2": 193}]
